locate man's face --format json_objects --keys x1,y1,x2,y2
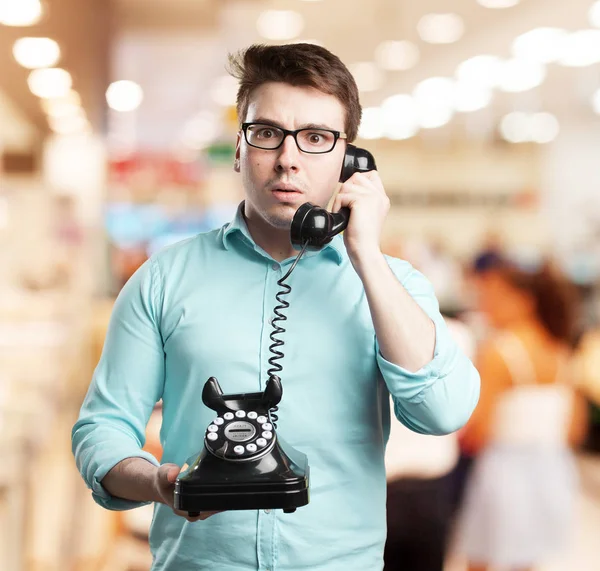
[{"x1": 235, "y1": 82, "x2": 347, "y2": 230}]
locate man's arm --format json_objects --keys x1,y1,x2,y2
[
  {"x1": 356, "y1": 253, "x2": 480, "y2": 436},
  {"x1": 71, "y1": 258, "x2": 166, "y2": 510},
  {"x1": 353, "y1": 251, "x2": 435, "y2": 372}
]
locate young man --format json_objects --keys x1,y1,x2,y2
[{"x1": 72, "y1": 43, "x2": 480, "y2": 571}]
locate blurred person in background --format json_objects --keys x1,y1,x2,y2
[
  {"x1": 384, "y1": 316, "x2": 476, "y2": 571},
  {"x1": 454, "y1": 254, "x2": 588, "y2": 571},
  {"x1": 71, "y1": 42, "x2": 480, "y2": 571}
]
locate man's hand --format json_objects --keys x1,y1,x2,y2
[
  {"x1": 331, "y1": 170, "x2": 390, "y2": 267},
  {"x1": 154, "y1": 463, "x2": 222, "y2": 522}
]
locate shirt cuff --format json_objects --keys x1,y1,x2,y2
[{"x1": 376, "y1": 315, "x2": 454, "y2": 404}]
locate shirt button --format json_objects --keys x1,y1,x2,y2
[
  {"x1": 264, "y1": 509, "x2": 271, "y2": 514},
  {"x1": 271, "y1": 263, "x2": 279, "y2": 270}
]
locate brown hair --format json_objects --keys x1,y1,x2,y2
[
  {"x1": 500, "y1": 261, "x2": 580, "y2": 346},
  {"x1": 227, "y1": 43, "x2": 362, "y2": 141}
]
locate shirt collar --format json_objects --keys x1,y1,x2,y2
[{"x1": 221, "y1": 200, "x2": 344, "y2": 265}]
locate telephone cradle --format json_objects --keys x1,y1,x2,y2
[{"x1": 173, "y1": 376, "x2": 310, "y2": 516}]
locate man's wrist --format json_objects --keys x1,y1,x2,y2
[
  {"x1": 102, "y1": 457, "x2": 163, "y2": 504},
  {"x1": 349, "y1": 247, "x2": 385, "y2": 280}
]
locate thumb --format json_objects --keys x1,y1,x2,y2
[{"x1": 159, "y1": 463, "x2": 181, "y2": 485}]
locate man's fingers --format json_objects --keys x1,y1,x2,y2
[
  {"x1": 198, "y1": 510, "x2": 222, "y2": 520},
  {"x1": 166, "y1": 466, "x2": 180, "y2": 484},
  {"x1": 158, "y1": 463, "x2": 181, "y2": 485}
]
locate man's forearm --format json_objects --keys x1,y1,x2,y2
[
  {"x1": 353, "y1": 250, "x2": 436, "y2": 372},
  {"x1": 101, "y1": 457, "x2": 162, "y2": 504}
]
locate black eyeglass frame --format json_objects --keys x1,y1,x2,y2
[{"x1": 240, "y1": 122, "x2": 348, "y2": 154}]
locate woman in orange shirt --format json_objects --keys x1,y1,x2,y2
[{"x1": 455, "y1": 256, "x2": 588, "y2": 571}]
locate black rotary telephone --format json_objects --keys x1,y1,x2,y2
[{"x1": 174, "y1": 144, "x2": 376, "y2": 516}]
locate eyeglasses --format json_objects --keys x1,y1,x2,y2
[{"x1": 241, "y1": 122, "x2": 347, "y2": 154}]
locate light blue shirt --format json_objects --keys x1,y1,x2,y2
[{"x1": 72, "y1": 200, "x2": 480, "y2": 571}]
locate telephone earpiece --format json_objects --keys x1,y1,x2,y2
[
  {"x1": 339, "y1": 144, "x2": 377, "y2": 183},
  {"x1": 290, "y1": 144, "x2": 377, "y2": 251}
]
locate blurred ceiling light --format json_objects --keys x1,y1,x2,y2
[
  {"x1": 0, "y1": 0, "x2": 43, "y2": 26},
  {"x1": 48, "y1": 99, "x2": 85, "y2": 119},
  {"x1": 181, "y1": 110, "x2": 220, "y2": 150},
  {"x1": 210, "y1": 75, "x2": 239, "y2": 107},
  {"x1": 256, "y1": 10, "x2": 304, "y2": 41},
  {"x1": 413, "y1": 77, "x2": 456, "y2": 109},
  {"x1": 417, "y1": 105, "x2": 454, "y2": 129},
  {"x1": 417, "y1": 13, "x2": 464, "y2": 45},
  {"x1": 41, "y1": 90, "x2": 81, "y2": 114},
  {"x1": 106, "y1": 80, "x2": 143, "y2": 112},
  {"x1": 48, "y1": 114, "x2": 90, "y2": 136},
  {"x1": 454, "y1": 82, "x2": 493, "y2": 112},
  {"x1": 511, "y1": 28, "x2": 568, "y2": 64},
  {"x1": 497, "y1": 58, "x2": 546, "y2": 92},
  {"x1": 557, "y1": 29, "x2": 600, "y2": 67},
  {"x1": 477, "y1": 0, "x2": 520, "y2": 8},
  {"x1": 455, "y1": 55, "x2": 503, "y2": 89},
  {"x1": 380, "y1": 94, "x2": 419, "y2": 139},
  {"x1": 499, "y1": 111, "x2": 559, "y2": 143},
  {"x1": 412, "y1": 77, "x2": 456, "y2": 128},
  {"x1": 27, "y1": 68, "x2": 72, "y2": 99},
  {"x1": 44, "y1": 100, "x2": 83, "y2": 120},
  {"x1": 589, "y1": 1, "x2": 600, "y2": 28},
  {"x1": 374, "y1": 40, "x2": 420, "y2": 71},
  {"x1": 13, "y1": 37, "x2": 60, "y2": 69},
  {"x1": 592, "y1": 88, "x2": 600, "y2": 114},
  {"x1": 529, "y1": 112, "x2": 559, "y2": 143},
  {"x1": 349, "y1": 62, "x2": 384, "y2": 92},
  {"x1": 500, "y1": 112, "x2": 530, "y2": 143},
  {"x1": 358, "y1": 107, "x2": 384, "y2": 139}
]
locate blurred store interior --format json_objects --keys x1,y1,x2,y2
[{"x1": 1, "y1": 0, "x2": 600, "y2": 570}]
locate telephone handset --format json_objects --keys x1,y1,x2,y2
[
  {"x1": 173, "y1": 144, "x2": 377, "y2": 517},
  {"x1": 290, "y1": 144, "x2": 377, "y2": 251}
]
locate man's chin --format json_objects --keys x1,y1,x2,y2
[{"x1": 264, "y1": 204, "x2": 295, "y2": 230}]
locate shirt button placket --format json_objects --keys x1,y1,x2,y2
[{"x1": 258, "y1": 509, "x2": 276, "y2": 571}]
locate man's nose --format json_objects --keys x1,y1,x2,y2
[{"x1": 275, "y1": 134, "x2": 300, "y2": 173}]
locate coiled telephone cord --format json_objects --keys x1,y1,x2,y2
[{"x1": 266, "y1": 241, "x2": 309, "y2": 428}]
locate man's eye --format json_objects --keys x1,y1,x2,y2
[
  {"x1": 257, "y1": 129, "x2": 274, "y2": 138},
  {"x1": 308, "y1": 133, "x2": 323, "y2": 143}
]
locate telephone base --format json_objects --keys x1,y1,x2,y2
[
  {"x1": 174, "y1": 481, "x2": 309, "y2": 513},
  {"x1": 174, "y1": 436, "x2": 310, "y2": 514}
]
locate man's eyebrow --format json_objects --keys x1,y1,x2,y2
[{"x1": 251, "y1": 117, "x2": 339, "y2": 131}]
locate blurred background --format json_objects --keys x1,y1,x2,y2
[{"x1": 1, "y1": 0, "x2": 600, "y2": 570}]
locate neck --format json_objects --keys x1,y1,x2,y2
[{"x1": 242, "y1": 206, "x2": 297, "y2": 262}]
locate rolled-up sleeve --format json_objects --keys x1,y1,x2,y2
[
  {"x1": 71, "y1": 257, "x2": 165, "y2": 510},
  {"x1": 376, "y1": 260, "x2": 480, "y2": 436}
]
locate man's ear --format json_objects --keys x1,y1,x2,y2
[{"x1": 234, "y1": 132, "x2": 241, "y2": 173}]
